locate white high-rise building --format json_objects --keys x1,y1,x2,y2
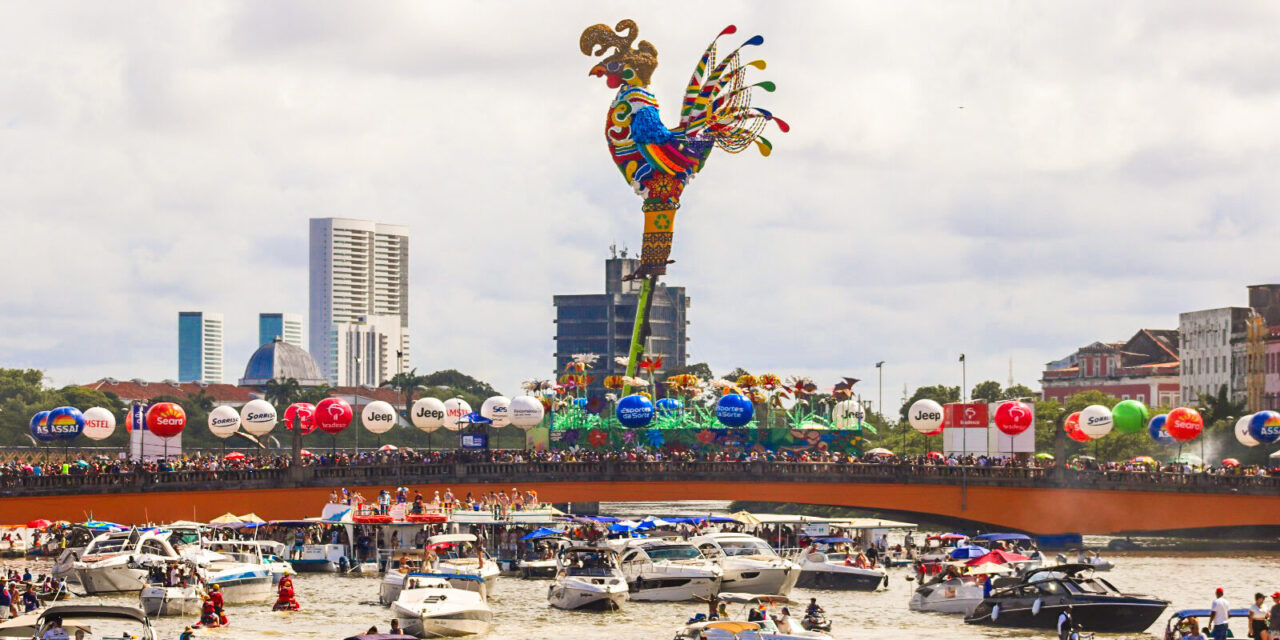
[
  {"x1": 309, "y1": 218, "x2": 410, "y2": 386},
  {"x1": 177, "y1": 311, "x2": 224, "y2": 384}
]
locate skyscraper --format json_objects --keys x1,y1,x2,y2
[
  {"x1": 177, "y1": 311, "x2": 224, "y2": 383},
  {"x1": 309, "y1": 218, "x2": 410, "y2": 386},
  {"x1": 258, "y1": 313, "x2": 303, "y2": 348}
]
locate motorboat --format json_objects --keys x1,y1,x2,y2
[
  {"x1": 71, "y1": 529, "x2": 183, "y2": 594},
  {"x1": 909, "y1": 574, "x2": 992, "y2": 615},
  {"x1": 518, "y1": 536, "x2": 570, "y2": 579},
  {"x1": 0, "y1": 526, "x2": 31, "y2": 557},
  {"x1": 793, "y1": 540, "x2": 888, "y2": 591},
  {"x1": 139, "y1": 583, "x2": 201, "y2": 617},
  {"x1": 426, "y1": 533, "x2": 500, "y2": 595},
  {"x1": 964, "y1": 564, "x2": 1168, "y2": 632},
  {"x1": 615, "y1": 539, "x2": 722, "y2": 602},
  {"x1": 206, "y1": 540, "x2": 295, "y2": 585},
  {"x1": 380, "y1": 550, "x2": 489, "y2": 606},
  {"x1": 690, "y1": 533, "x2": 799, "y2": 596},
  {"x1": 291, "y1": 543, "x2": 349, "y2": 572},
  {"x1": 32, "y1": 604, "x2": 156, "y2": 640},
  {"x1": 547, "y1": 545, "x2": 628, "y2": 611},
  {"x1": 390, "y1": 573, "x2": 493, "y2": 637},
  {"x1": 1162, "y1": 607, "x2": 1251, "y2": 640},
  {"x1": 673, "y1": 593, "x2": 833, "y2": 640}
]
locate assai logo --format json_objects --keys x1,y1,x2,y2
[{"x1": 49, "y1": 415, "x2": 80, "y2": 434}]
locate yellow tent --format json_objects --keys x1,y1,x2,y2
[
  {"x1": 237, "y1": 513, "x2": 266, "y2": 524},
  {"x1": 209, "y1": 513, "x2": 242, "y2": 524},
  {"x1": 731, "y1": 510, "x2": 762, "y2": 525}
]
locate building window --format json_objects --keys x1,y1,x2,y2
[
  {"x1": 1137, "y1": 394, "x2": 1145, "y2": 403},
  {"x1": 1122, "y1": 394, "x2": 1129, "y2": 400}
]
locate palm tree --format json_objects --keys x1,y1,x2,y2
[
  {"x1": 263, "y1": 377, "x2": 302, "y2": 408},
  {"x1": 1199, "y1": 384, "x2": 1245, "y2": 428},
  {"x1": 383, "y1": 368, "x2": 431, "y2": 414}
]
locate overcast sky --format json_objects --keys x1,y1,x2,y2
[{"x1": 3, "y1": 1, "x2": 1278, "y2": 412}]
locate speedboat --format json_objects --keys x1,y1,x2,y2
[
  {"x1": 426, "y1": 533, "x2": 500, "y2": 595},
  {"x1": 291, "y1": 543, "x2": 348, "y2": 572},
  {"x1": 32, "y1": 604, "x2": 157, "y2": 640},
  {"x1": 139, "y1": 583, "x2": 201, "y2": 617},
  {"x1": 689, "y1": 533, "x2": 799, "y2": 596},
  {"x1": 794, "y1": 543, "x2": 888, "y2": 591},
  {"x1": 615, "y1": 539, "x2": 722, "y2": 602},
  {"x1": 71, "y1": 529, "x2": 183, "y2": 594},
  {"x1": 1162, "y1": 607, "x2": 1251, "y2": 640},
  {"x1": 380, "y1": 551, "x2": 489, "y2": 606},
  {"x1": 518, "y1": 536, "x2": 569, "y2": 579},
  {"x1": 206, "y1": 540, "x2": 295, "y2": 585},
  {"x1": 674, "y1": 594, "x2": 833, "y2": 640},
  {"x1": 547, "y1": 545, "x2": 628, "y2": 611},
  {"x1": 964, "y1": 564, "x2": 1168, "y2": 632},
  {"x1": 390, "y1": 573, "x2": 493, "y2": 638},
  {"x1": 909, "y1": 574, "x2": 992, "y2": 615}
]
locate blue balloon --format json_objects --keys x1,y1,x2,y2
[
  {"x1": 716, "y1": 393, "x2": 755, "y2": 427},
  {"x1": 1248, "y1": 411, "x2": 1280, "y2": 445},
  {"x1": 616, "y1": 394, "x2": 655, "y2": 428},
  {"x1": 45, "y1": 407, "x2": 85, "y2": 440},
  {"x1": 29, "y1": 410, "x2": 56, "y2": 442},
  {"x1": 656, "y1": 398, "x2": 683, "y2": 416},
  {"x1": 1148, "y1": 414, "x2": 1174, "y2": 445},
  {"x1": 573, "y1": 398, "x2": 588, "y2": 408}
]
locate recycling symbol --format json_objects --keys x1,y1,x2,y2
[{"x1": 654, "y1": 213, "x2": 672, "y2": 230}]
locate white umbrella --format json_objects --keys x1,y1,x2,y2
[{"x1": 1270, "y1": 450, "x2": 1280, "y2": 460}]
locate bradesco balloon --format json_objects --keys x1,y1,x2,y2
[
  {"x1": 616, "y1": 394, "x2": 656, "y2": 428},
  {"x1": 82, "y1": 407, "x2": 118, "y2": 441},
  {"x1": 1247, "y1": 410, "x2": 1280, "y2": 445},
  {"x1": 480, "y1": 396, "x2": 512, "y2": 428},
  {"x1": 908, "y1": 399, "x2": 944, "y2": 436},
  {"x1": 411, "y1": 397, "x2": 447, "y2": 433},
  {"x1": 314, "y1": 397, "x2": 353, "y2": 435},
  {"x1": 1078, "y1": 404, "x2": 1113, "y2": 439},
  {"x1": 29, "y1": 411, "x2": 54, "y2": 442},
  {"x1": 146, "y1": 402, "x2": 187, "y2": 439},
  {"x1": 362, "y1": 400, "x2": 397, "y2": 435},
  {"x1": 508, "y1": 396, "x2": 545, "y2": 430},
  {"x1": 283, "y1": 403, "x2": 317, "y2": 434},
  {"x1": 993, "y1": 401, "x2": 1033, "y2": 436},
  {"x1": 1148, "y1": 414, "x2": 1174, "y2": 444},
  {"x1": 1165, "y1": 407, "x2": 1204, "y2": 442},
  {"x1": 239, "y1": 399, "x2": 277, "y2": 436},
  {"x1": 716, "y1": 393, "x2": 754, "y2": 427},
  {"x1": 442, "y1": 398, "x2": 472, "y2": 431},
  {"x1": 207, "y1": 405, "x2": 241, "y2": 439},
  {"x1": 1111, "y1": 400, "x2": 1149, "y2": 435},
  {"x1": 1064, "y1": 412, "x2": 1090, "y2": 443},
  {"x1": 832, "y1": 399, "x2": 865, "y2": 429},
  {"x1": 45, "y1": 407, "x2": 86, "y2": 441},
  {"x1": 1235, "y1": 414, "x2": 1260, "y2": 447}
]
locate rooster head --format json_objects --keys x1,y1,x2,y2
[{"x1": 581, "y1": 19, "x2": 658, "y2": 89}]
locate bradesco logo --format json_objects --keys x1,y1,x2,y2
[{"x1": 415, "y1": 407, "x2": 445, "y2": 420}]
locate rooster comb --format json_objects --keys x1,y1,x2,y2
[{"x1": 580, "y1": 20, "x2": 658, "y2": 86}]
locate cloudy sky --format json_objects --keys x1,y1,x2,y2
[{"x1": 3, "y1": 1, "x2": 1278, "y2": 411}]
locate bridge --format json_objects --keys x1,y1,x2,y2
[{"x1": 3, "y1": 462, "x2": 1278, "y2": 535}]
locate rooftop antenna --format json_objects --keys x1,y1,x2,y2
[
  {"x1": 609, "y1": 243, "x2": 617, "y2": 259},
  {"x1": 1008, "y1": 357, "x2": 1014, "y2": 388}
]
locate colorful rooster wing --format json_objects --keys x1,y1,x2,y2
[{"x1": 580, "y1": 20, "x2": 787, "y2": 279}]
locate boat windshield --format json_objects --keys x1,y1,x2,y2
[
  {"x1": 719, "y1": 540, "x2": 775, "y2": 557},
  {"x1": 87, "y1": 537, "x2": 130, "y2": 555},
  {"x1": 561, "y1": 551, "x2": 617, "y2": 576},
  {"x1": 645, "y1": 545, "x2": 702, "y2": 561}
]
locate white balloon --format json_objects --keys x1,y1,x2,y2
[
  {"x1": 208, "y1": 405, "x2": 240, "y2": 439},
  {"x1": 832, "y1": 399, "x2": 864, "y2": 429},
  {"x1": 508, "y1": 395, "x2": 545, "y2": 429},
  {"x1": 774, "y1": 390, "x2": 798, "y2": 411},
  {"x1": 480, "y1": 396, "x2": 512, "y2": 428},
  {"x1": 411, "y1": 397, "x2": 447, "y2": 433},
  {"x1": 362, "y1": 400, "x2": 397, "y2": 435},
  {"x1": 239, "y1": 399, "x2": 277, "y2": 436},
  {"x1": 1079, "y1": 404, "x2": 1113, "y2": 439},
  {"x1": 81, "y1": 407, "x2": 117, "y2": 441},
  {"x1": 1236, "y1": 414, "x2": 1260, "y2": 447},
  {"x1": 908, "y1": 399, "x2": 945, "y2": 435},
  {"x1": 442, "y1": 398, "x2": 472, "y2": 431}
]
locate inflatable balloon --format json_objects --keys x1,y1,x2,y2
[
  {"x1": 1064, "y1": 412, "x2": 1090, "y2": 443},
  {"x1": 1235, "y1": 414, "x2": 1260, "y2": 447},
  {"x1": 508, "y1": 396, "x2": 545, "y2": 430},
  {"x1": 45, "y1": 407, "x2": 85, "y2": 441},
  {"x1": 361, "y1": 400, "x2": 397, "y2": 435},
  {"x1": 832, "y1": 399, "x2": 865, "y2": 429},
  {"x1": 208, "y1": 405, "x2": 240, "y2": 439},
  {"x1": 239, "y1": 399, "x2": 277, "y2": 436},
  {"x1": 656, "y1": 398, "x2": 683, "y2": 416},
  {"x1": 1247, "y1": 410, "x2": 1280, "y2": 445},
  {"x1": 1078, "y1": 405, "x2": 1113, "y2": 439},
  {"x1": 284, "y1": 403, "x2": 317, "y2": 435},
  {"x1": 1111, "y1": 400, "x2": 1149, "y2": 435},
  {"x1": 616, "y1": 394, "x2": 656, "y2": 428},
  {"x1": 1148, "y1": 414, "x2": 1174, "y2": 445},
  {"x1": 480, "y1": 396, "x2": 512, "y2": 428},
  {"x1": 29, "y1": 411, "x2": 53, "y2": 442},
  {"x1": 442, "y1": 398, "x2": 472, "y2": 431},
  {"x1": 993, "y1": 401, "x2": 1033, "y2": 436},
  {"x1": 1165, "y1": 407, "x2": 1203, "y2": 442},
  {"x1": 82, "y1": 407, "x2": 117, "y2": 441},
  {"x1": 411, "y1": 397, "x2": 447, "y2": 433},
  {"x1": 715, "y1": 393, "x2": 754, "y2": 427},
  {"x1": 146, "y1": 402, "x2": 187, "y2": 439},
  {"x1": 314, "y1": 397, "x2": 353, "y2": 435},
  {"x1": 908, "y1": 399, "x2": 944, "y2": 436}
]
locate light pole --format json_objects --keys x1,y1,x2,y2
[
  {"x1": 353, "y1": 355, "x2": 361, "y2": 457},
  {"x1": 959, "y1": 353, "x2": 967, "y2": 402},
  {"x1": 875, "y1": 361, "x2": 884, "y2": 422}
]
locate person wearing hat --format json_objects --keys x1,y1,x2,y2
[
  {"x1": 1269, "y1": 593, "x2": 1280, "y2": 639},
  {"x1": 1249, "y1": 593, "x2": 1270, "y2": 640},
  {"x1": 178, "y1": 626, "x2": 195, "y2": 640},
  {"x1": 1212, "y1": 588, "x2": 1232, "y2": 640}
]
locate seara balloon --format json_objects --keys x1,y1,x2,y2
[
  {"x1": 1078, "y1": 404, "x2": 1113, "y2": 439},
  {"x1": 1165, "y1": 407, "x2": 1204, "y2": 442},
  {"x1": 480, "y1": 396, "x2": 512, "y2": 428},
  {"x1": 239, "y1": 399, "x2": 277, "y2": 436},
  {"x1": 993, "y1": 401, "x2": 1033, "y2": 436},
  {"x1": 361, "y1": 400, "x2": 397, "y2": 435},
  {"x1": 908, "y1": 399, "x2": 944, "y2": 436},
  {"x1": 46, "y1": 406, "x2": 86, "y2": 441},
  {"x1": 715, "y1": 393, "x2": 754, "y2": 427},
  {"x1": 617, "y1": 394, "x2": 656, "y2": 428},
  {"x1": 1064, "y1": 412, "x2": 1090, "y2": 443},
  {"x1": 1248, "y1": 410, "x2": 1280, "y2": 445},
  {"x1": 146, "y1": 402, "x2": 187, "y2": 439},
  {"x1": 314, "y1": 397, "x2": 353, "y2": 435},
  {"x1": 284, "y1": 403, "x2": 317, "y2": 434},
  {"x1": 508, "y1": 396, "x2": 545, "y2": 430},
  {"x1": 832, "y1": 399, "x2": 865, "y2": 429},
  {"x1": 1111, "y1": 400, "x2": 1149, "y2": 435},
  {"x1": 29, "y1": 410, "x2": 53, "y2": 442},
  {"x1": 1148, "y1": 414, "x2": 1174, "y2": 444},
  {"x1": 208, "y1": 405, "x2": 240, "y2": 439},
  {"x1": 442, "y1": 398, "x2": 472, "y2": 431},
  {"x1": 412, "y1": 397, "x2": 447, "y2": 433},
  {"x1": 82, "y1": 407, "x2": 117, "y2": 441}
]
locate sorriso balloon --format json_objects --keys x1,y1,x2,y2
[
  {"x1": 411, "y1": 397, "x2": 447, "y2": 433},
  {"x1": 1064, "y1": 412, "x2": 1090, "y2": 443},
  {"x1": 1148, "y1": 414, "x2": 1174, "y2": 444},
  {"x1": 314, "y1": 397, "x2": 353, "y2": 435},
  {"x1": 993, "y1": 401, "x2": 1033, "y2": 436},
  {"x1": 508, "y1": 396, "x2": 545, "y2": 429},
  {"x1": 208, "y1": 405, "x2": 240, "y2": 439},
  {"x1": 29, "y1": 411, "x2": 53, "y2": 442},
  {"x1": 82, "y1": 407, "x2": 118, "y2": 441},
  {"x1": 1247, "y1": 410, "x2": 1280, "y2": 445},
  {"x1": 1165, "y1": 407, "x2": 1203, "y2": 442},
  {"x1": 617, "y1": 394, "x2": 656, "y2": 428},
  {"x1": 361, "y1": 400, "x2": 397, "y2": 435},
  {"x1": 715, "y1": 393, "x2": 754, "y2": 427},
  {"x1": 1235, "y1": 414, "x2": 1259, "y2": 447},
  {"x1": 239, "y1": 399, "x2": 277, "y2": 436},
  {"x1": 1078, "y1": 405, "x2": 1113, "y2": 439},
  {"x1": 1111, "y1": 400, "x2": 1149, "y2": 435},
  {"x1": 45, "y1": 407, "x2": 86, "y2": 441},
  {"x1": 146, "y1": 402, "x2": 187, "y2": 439},
  {"x1": 908, "y1": 399, "x2": 944, "y2": 436}
]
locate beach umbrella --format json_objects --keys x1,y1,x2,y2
[
  {"x1": 1034, "y1": 453, "x2": 1054, "y2": 460},
  {"x1": 380, "y1": 444, "x2": 398, "y2": 452},
  {"x1": 238, "y1": 513, "x2": 266, "y2": 524},
  {"x1": 521, "y1": 527, "x2": 567, "y2": 541},
  {"x1": 25, "y1": 519, "x2": 51, "y2": 530},
  {"x1": 74, "y1": 460, "x2": 89, "y2": 467},
  {"x1": 1221, "y1": 458, "x2": 1240, "y2": 468},
  {"x1": 300, "y1": 449, "x2": 314, "y2": 457},
  {"x1": 865, "y1": 447, "x2": 894, "y2": 457},
  {"x1": 223, "y1": 452, "x2": 245, "y2": 461},
  {"x1": 966, "y1": 562, "x2": 1014, "y2": 575},
  {"x1": 1131, "y1": 456, "x2": 1156, "y2": 465},
  {"x1": 926, "y1": 451, "x2": 945, "y2": 461},
  {"x1": 948, "y1": 545, "x2": 990, "y2": 559},
  {"x1": 731, "y1": 511, "x2": 763, "y2": 525},
  {"x1": 965, "y1": 549, "x2": 1030, "y2": 565},
  {"x1": 209, "y1": 513, "x2": 242, "y2": 524}
]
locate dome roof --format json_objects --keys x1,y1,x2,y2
[{"x1": 239, "y1": 338, "x2": 328, "y2": 387}]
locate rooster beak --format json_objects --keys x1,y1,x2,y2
[{"x1": 589, "y1": 64, "x2": 606, "y2": 77}]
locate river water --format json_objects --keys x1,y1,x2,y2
[{"x1": 21, "y1": 502, "x2": 1280, "y2": 640}]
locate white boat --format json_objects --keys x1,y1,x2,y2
[
  {"x1": 139, "y1": 583, "x2": 202, "y2": 617},
  {"x1": 427, "y1": 533, "x2": 500, "y2": 595},
  {"x1": 206, "y1": 540, "x2": 295, "y2": 585},
  {"x1": 380, "y1": 551, "x2": 489, "y2": 606},
  {"x1": 390, "y1": 574, "x2": 493, "y2": 638},
  {"x1": 615, "y1": 539, "x2": 722, "y2": 602},
  {"x1": 0, "y1": 526, "x2": 31, "y2": 558},
  {"x1": 31, "y1": 604, "x2": 157, "y2": 640},
  {"x1": 71, "y1": 529, "x2": 183, "y2": 594},
  {"x1": 909, "y1": 575, "x2": 988, "y2": 614},
  {"x1": 290, "y1": 543, "x2": 348, "y2": 572},
  {"x1": 690, "y1": 533, "x2": 799, "y2": 596},
  {"x1": 794, "y1": 549, "x2": 888, "y2": 591},
  {"x1": 547, "y1": 545, "x2": 628, "y2": 611},
  {"x1": 518, "y1": 536, "x2": 569, "y2": 579},
  {"x1": 674, "y1": 593, "x2": 833, "y2": 640}
]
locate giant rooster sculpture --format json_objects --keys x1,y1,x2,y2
[{"x1": 580, "y1": 20, "x2": 787, "y2": 392}]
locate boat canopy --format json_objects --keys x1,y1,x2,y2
[
  {"x1": 427, "y1": 533, "x2": 477, "y2": 544},
  {"x1": 38, "y1": 604, "x2": 150, "y2": 624},
  {"x1": 717, "y1": 593, "x2": 792, "y2": 604},
  {"x1": 812, "y1": 537, "x2": 855, "y2": 544},
  {"x1": 521, "y1": 527, "x2": 567, "y2": 541},
  {"x1": 1171, "y1": 609, "x2": 1251, "y2": 619},
  {"x1": 406, "y1": 572, "x2": 485, "y2": 583},
  {"x1": 973, "y1": 533, "x2": 1031, "y2": 542}
]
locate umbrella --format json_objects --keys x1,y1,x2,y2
[
  {"x1": 459, "y1": 412, "x2": 491, "y2": 425},
  {"x1": 926, "y1": 451, "x2": 945, "y2": 461},
  {"x1": 865, "y1": 447, "x2": 894, "y2": 457},
  {"x1": 1271, "y1": 450, "x2": 1280, "y2": 460},
  {"x1": 209, "y1": 513, "x2": 242, "y2": 524},
  {"x1": 638, "y1": 516, "x2": 675, "y2": 529},
  {"x1": 965, "y1": 549, "x2": 1030, "y2": 566},
  {"x1": 238, "y1": 513, "x2": 266, "y2": 524},
  {"x1": 1034, "y1": 453, "x2": 1054, "y2": 460},
  {"x1": 731, "y1": 511, "x2": 763, "y2": 526},
  {"x1": 948, "y1": 545, "x2": 990, "y2": 559},
  {"x1": 74, "y1": 460, "x2": 90, "y2": 467},
  {"x1": 300, "y1": 449, "x2": 314, "y2": 457},
  {"x1": 965, "y1": 562, "x2": 1014, "y2": 575},
  {"x1": 1131, "y1": 456, "x2": 1156, "y2": 465},
  {"x1": 224, "y1": 452, "x2": 246, "y2": 461},
  {"x1": 521, "y1": 527, "x2": 567, "y2": 541},
  {"x1": 1221, "y1": 458, "x2": 1240, "y2": 467},
  {"x1": 380, "y1": 444, "x2": 398, "y2": 452},
  {"x1": 25, "y1": 519, "x2": 51, "y2": 530}
]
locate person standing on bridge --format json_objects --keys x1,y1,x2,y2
[{"x1": 1211, "y1": 588, "x2": 1232, "y2": 640}]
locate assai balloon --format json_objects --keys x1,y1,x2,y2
[
  {"x1": 832, "y1": 400, "x2": 865, "y2": 429},
  {"x1": 1078, "y1": 405, "x2": 1113, "y2": 439},
  {"x1": 239, "y1": 399, "x2": 277, "y2": 436},
  {"x1": 82, "y1": 407, "x2": 117, "y2": 441},
  {"x1": 1064, "y1": 412, "x2": 1090, "y2": 443},
  {"x1": 208, "y1": 405, "x2": 240, "y2": 439},
  {"x1": 656, "y1": 398, "x2": 683, "y2": 416},
  {"x1": 1165, "y1": 407, "x2": 1203, "y2": 442},
  {"x1": 29, "y1": 411, "x2": 53, "y2": 442},
  {"x1": 284, "y1": 403, "x2": 317, "y2": 435},
  {"x1": 45, "y1": 407, "x2": 86, "y2": 440},
  {"x1": 1148, "y1": 414, "x2": 1174, "y2": 445},
  {"x1": 616, "y1": 394, "x2": 656, "y2": 428},
  {"x1": 993, "y1": 401, "x2": 1033, "y2": 436},
  {"x1": 146, "y1": 402, "x2": 187, "y2": 439},
  {"x1": 442, "y1": 398, "x2": 472, "y2": 431},
  {"x1": 480, "y1": 396, "x2": 512, "y2": 428},
  {"x1": 1248, "y1": 410, "x2": 1280, "y2": 445},
  {"x1": 908, "y1": 399, "x2": 944, "y2": 436},
  {"x1": 361, "y1": 400, "x2": 397, "y2": 435},
  {"x1": 314, "y1": 398, "x2": 353, "y2": 435},
  {"x1": 716, "y1": 393, "x2": 754, "y2": 427},
  {"x1": 411, "y1": 397, "x2": 447, "y2": 433},
  {"x1": 1235, "y1": 414, "x2": 1260, "y2": 447},
  {"x1": 508, "y1": 396, "x2": 545, "y2": 429},
  {"x1": 1111, "y1": 400, "x2": 1149, "y2": 435}
]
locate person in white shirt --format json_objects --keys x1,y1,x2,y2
[
  {"x1": 1249, "y1": 592, "x2": 1269, "y2": 640},
  {"x1": 41, "y1": 618, "x2": 68, "y2": 640},
  {"x1": 1212, "y1": 588, "x2": 1232, "y2": 640},
  {"x1": 1058, "y1": 606, "x2": 1076, "y2": 640}
]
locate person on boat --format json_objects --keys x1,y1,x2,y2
[
  {"x1": 1250, "y1": 593, "x2": 1269, "y2": 640},
  {"x1": 365, "y1": 626, "x2": 379, "y2": 634},
  {"x1": 389, "y1": 620, "x2": 402, "y2": 635},
  {"x1": 178, "y1": 626, "x2": 195, "y2": 640},
  {"x1": 40, "y1": 617, "x2": 67, "y2": 640},
  {"x1": 747, "y1": 602, "x2": 766, "y2": 622},
  {"x1": 1212, "y1": 588, "x2": 1232, "y2": 640},
  {"x1": 0, "y1": 582, "x2": 13, "y2": 620},
  {"x1": 772, "y1": 607, "x2": 794, "y2": 634},
  {"x1": 1057, "y1": 605, "x2": 1075, "y2": 640},
  {"x1": 1269, "y1": 594, "x2": 1280, "y2": 640},
  {"x1": 21, "y1": 585, "x2": 39, "y2": 612},
  {"x1": 209, "y1": 584, "x2": 227, "y2": 625},
  {"x1": 197, "y1": 594, "x2": 220, "y2": 628},
  {"x1": 806, "y1": 598, "x2": 824, "y2": 618},
  {"x1": 272, "y1": 574, "x2": 300, "y2": 611}
]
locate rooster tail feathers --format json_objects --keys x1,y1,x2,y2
[
  {"x1": 681, "y1": 25, "x2": 737, "y2": 124},
  {"x1": 754, "y1": 136, "x2": 774, "y2": 157},
  {"x1": 680, "y1": 27, "x2": 786, "y2": 155}
]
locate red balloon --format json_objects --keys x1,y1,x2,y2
[
  {"x1": 1166, "y1": 407, "x2": 1204, "y2": 442},
  {"x1": 284, "y1": 403, "x2": 318, "y2": 435},
  {"x1": 994, "y1": 401, "x2": 1033, "y2": 436},
  {"x1": 314, "y1": 398, "x2": 353, "y2": 435},
  {"x1": 1064, "y1": 412, "x2": 1090, "y2": 443},
  {"x1": 145, "y1": 402, "x2": 186, "y2": 439}
]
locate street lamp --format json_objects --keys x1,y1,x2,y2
[{"x1": 959, "y1": 353, "x2": 967, "y2": 402}]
